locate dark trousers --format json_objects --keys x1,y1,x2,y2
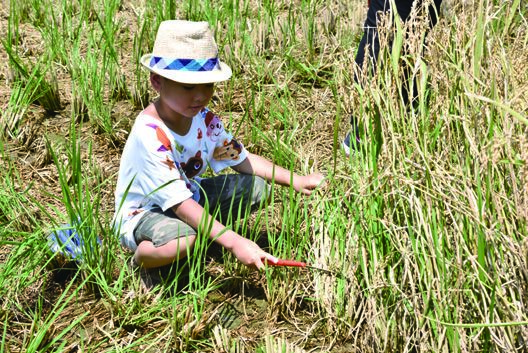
[{"x1": 354, "y1": 0, "x2": 443, "y2": 107}]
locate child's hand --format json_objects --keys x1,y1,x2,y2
[
  {"x1": 230, "y1": 236, "x2": 278, "y2": 270},
  {"x1": 294, "y1": 173, "x2": 325, "y2": 195}
]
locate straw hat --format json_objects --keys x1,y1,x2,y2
[{"x1": 141, "y1": 20, "x2": 232, "y2": 84}]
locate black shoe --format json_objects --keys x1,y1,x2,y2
[{"x1": 342, "y1": 130, "x2": 361, "y2": 156}]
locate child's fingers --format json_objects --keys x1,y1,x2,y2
[
  {"x1": 254, "y1": 258, "x2": 265, "y2": 270},
  {"x1": 261, "y1": 252, "x2": 279, "y2": 266},
  {"x1": 252, "y1": 251, "x2": 268, "y2": 270},
  {"x1": 234, "y1": 238, "x2": 277, "y2": 270},
  {"x1": 259, "y1": 252, "x2": 279, "y2": 270},
  {"x1": 316, "y1": 175, "x2": 327, "y2": 188}
]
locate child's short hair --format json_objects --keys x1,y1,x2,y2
[{"x1": 140, "y1": 20, "x2": 232, "y2": 84}]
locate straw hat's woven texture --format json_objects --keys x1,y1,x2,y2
[{"x1": 141, "y1": 20, "x2": 232, "y2": 84}]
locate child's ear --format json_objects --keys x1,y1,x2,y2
[{"x1": 150, "y1": 73, "x2": 162, "y2": 92}]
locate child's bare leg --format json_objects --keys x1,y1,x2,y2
[{"x1": 135, "y1": 235, "x2": 196, "y2": 269}]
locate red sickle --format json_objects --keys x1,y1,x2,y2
[{"x1": 267, "y1": 258, "x2": 347, "y2": 280}]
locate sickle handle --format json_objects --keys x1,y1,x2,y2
[{"x1": 269, "y1": 259, "x2": 307, "y2": 267}]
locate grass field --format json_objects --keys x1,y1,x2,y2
[{"x1": 1, "y1": 0, "x2": 527, "y2": 351}]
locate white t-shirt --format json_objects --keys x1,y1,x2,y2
[{"x1": 113, "y1": 107, "x2": 248, "y2": 251}]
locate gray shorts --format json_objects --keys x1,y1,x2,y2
[{"x1": 133, "y1": 174, "x2": 268, "y2": 247}]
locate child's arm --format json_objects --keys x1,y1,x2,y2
[
  {"x1": 232, "y1": 152, "x2": 324, "y2": 195},
  {"x1": 172, "y1": 198, "x2": 277, "y2": 269}
]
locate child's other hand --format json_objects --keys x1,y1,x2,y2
[
  {"x1": 230, "y1": 236, "x2": 278, "y2": 270},
  {"x1": 294, "y1": 173, "x2": 325, "y2": 195}
]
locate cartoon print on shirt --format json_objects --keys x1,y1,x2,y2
[
  {"x1": 174, "y1": 161, "x2": 193, "y2": 190},
  {"x1": 161, "y1": 155, "x2": 176, "y2": 171},
  {"x1": 128, "y1": 209, "x2": 144, "y2": 217},
  {"x1": 205, "y1": 111, "x2": 224, "y2": 142},
  {"x1": 180, "y1": 151, "x2": 204, "y2": 179},
  {"x1": 197, "y1": 128, "x2": 203, "y2": 140},
  {"x1": 146, "y1": 123, "x2": 171, "y2": 152},
  {"x1": 213, "y1": 139, "x2": 243, "y2": 161}
]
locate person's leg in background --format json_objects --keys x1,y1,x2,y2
[
  {"x1": 343, "y1": 0, "x2": 442, "y2": 156},
  {"x1": 398, "y1": 0, "x2": 443, "y2": 106}
]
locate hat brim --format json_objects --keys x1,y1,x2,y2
[{"x1": 140, "y1": 54, "x2": 232, "y2": 84}]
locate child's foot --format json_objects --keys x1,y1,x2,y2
[
  {"x1": 129, "y1": 257, "x2": 164, "y2": 291},
  {"x1": 129, "y1": 257, "x2": 188, "y2": 293}
]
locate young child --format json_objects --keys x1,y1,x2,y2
[{"x1": 113, "y1": 20, "x2": 324, "y2": 274}]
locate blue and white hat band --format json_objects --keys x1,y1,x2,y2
[{"x1": 149, "y1": 57, "x2": 220, "y2": 72}]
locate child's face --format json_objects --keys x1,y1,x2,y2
[{"x1": 156, "y1": 76, "x2": 215, "y2": 119}]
